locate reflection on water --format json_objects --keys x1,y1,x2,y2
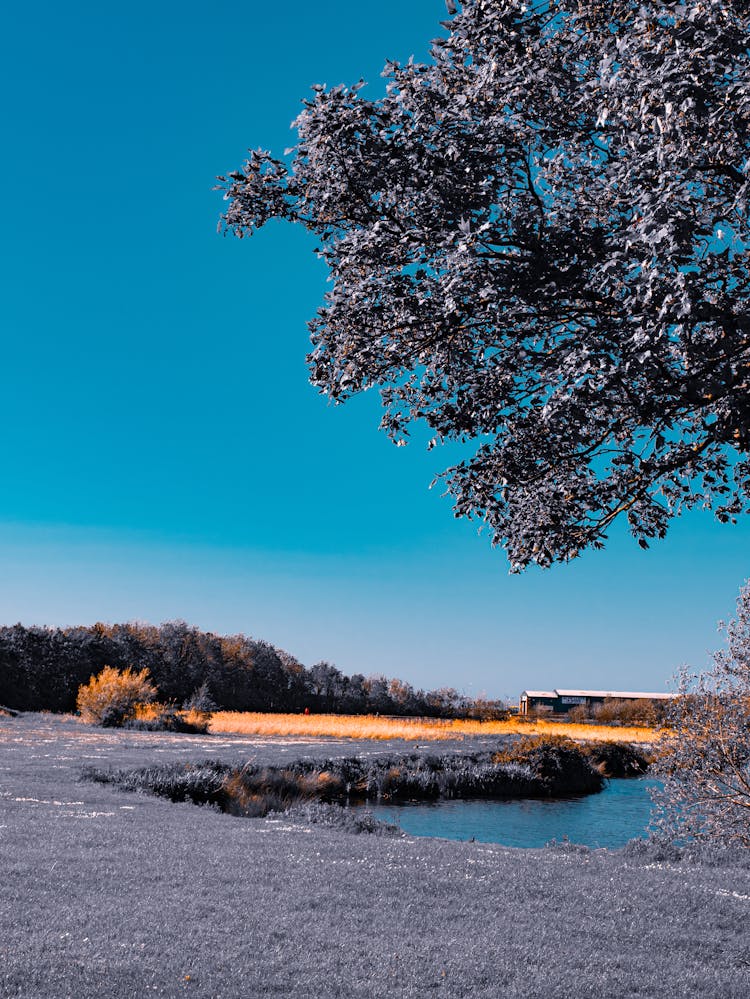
[{"x1": 364, "y1": 778, "x2": 659, "y2": 849}]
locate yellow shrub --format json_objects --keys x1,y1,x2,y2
[{"x1": 76, "y1": 666, "x2": 157, "y2": 726}]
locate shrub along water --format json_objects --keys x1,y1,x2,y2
[
  {"x1": 80, "y1": 738, "x2": 640, "y2": 820},
  {"x1": 495, "y1": 736, "x2": 653, "y2": 781}
]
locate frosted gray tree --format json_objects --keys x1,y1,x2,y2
[
  {"x1": 219, "y1": 0, "x2": 750, "y2": 570},
  {"x1": 653, "y1": 582, "x2": 750, "y2": 847}
]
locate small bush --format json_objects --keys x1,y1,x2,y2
[
  {"x1": 496, "y1": 735, "x2": 651, "y2": 780},
  {"x1": 183, "y1": 681, "x2": 217, "y2": 714},
  {"x1": 579, "y1": 740, "x2": 653, "y2": 777},
  {"x1": 621, "y1": 836, "x2": 684, "y2": 864},
  {"x1": 180, "y1": 684, "x2": 215, "y2": 731},
  {"x1": 124, "y1": 703, "x2": 211, "y2": 734},
  {"x1": 182, "y1": 707, "x2": 213, "y2": 732},
  {"x1": 279, "y1": 802, "x2": 402, "y2": 836},
  {"x1": 494, "y1": 736, "x2": 605, "y2": 795},
  {"x1": 591, "y1": 697, "x2": 665, "y2": 726},
  {"x1": 567, "y1": 704, "x2": 590, "y2": 723},
  {"x1": 545, "y1": 838, "x2": 591, "y2": 855},
  {"x1": 76, "y1": 666, "x2": 157, "y2": 726}
]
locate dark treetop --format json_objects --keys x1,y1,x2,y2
[{"x1": 219, "y1": 0, "x2": 750, "y2": 570}]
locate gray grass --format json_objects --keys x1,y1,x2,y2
[{"x1": 1, "y1": 713, "x2": 749, "y2": 998}]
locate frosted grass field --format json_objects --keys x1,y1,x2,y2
[{"x1": 1, "y1": 713, "x2": 749, "y2": 998}]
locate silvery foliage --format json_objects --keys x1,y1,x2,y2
[
  {"x1": 653, "y1": 582, "x2": 750, "y2": 846},
  {"x1": 219, "y1": 0, "x2": 750, "y2": 570}
]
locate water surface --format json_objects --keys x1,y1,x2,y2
[{"x1": 365, "y1": 777, "x2": 658, "y2": 849}]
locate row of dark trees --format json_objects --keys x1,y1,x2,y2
[{"x1": 0, "y1": 620, "x2": 507, "y2": 719}]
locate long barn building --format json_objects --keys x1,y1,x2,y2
[{"x1": 519, "y1": 688, "x2": 675, "y2": 716}]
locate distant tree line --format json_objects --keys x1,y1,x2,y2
[{"x1": 0, "y1": 620, "x2": 506, "y2": 719}]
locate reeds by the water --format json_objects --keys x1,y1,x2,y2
[
  {"x1": 209, "y1": 711, "x2": 660, "y2": 744},
  {"x1": 82, "y1": 739, "x2": 613, "y2": 817}
]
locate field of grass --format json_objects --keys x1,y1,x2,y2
[
  {"x1": 209, "y1": 710, "x2": 661, "y2": 745},
  {"x1": 2, "y1": 712, "x2": 748, "y2": 998}
]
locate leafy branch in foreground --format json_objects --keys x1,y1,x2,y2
[
  {"x1": 219, "y1": 0, "x2": 750, "y2": 569},
  {"x1": 653, "y1": 581, "x2": 750, "y2": 847}
]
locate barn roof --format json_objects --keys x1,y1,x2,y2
[{"x1": 554, "y1": 689, "x2": 675, "y2": 700}]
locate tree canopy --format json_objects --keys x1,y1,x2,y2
[
  {"x1": 219, "y1": 0, "x2": 750, "y2": 569},
  {"x1": 0, "y1": 620, "x2": 504, "y2": 719}
]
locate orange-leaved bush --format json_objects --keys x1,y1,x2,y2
[{"x1": 76, "y1": 665, "x2": 157, "y2": 726}]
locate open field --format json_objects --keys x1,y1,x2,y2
[
  {"x1": 209, "y1": 710, "x2": 662, "y2": 745},
  {"x1": 2, "y1": 712, "x2": 748, "y2": 998}
]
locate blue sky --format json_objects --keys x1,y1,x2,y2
[{"x1": 2, "y1": 0, "x2": 748, "y2": 700}]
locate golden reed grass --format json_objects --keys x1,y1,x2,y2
[{"x1": 209, "y1": 712, "x2": 661, "y2": 744}]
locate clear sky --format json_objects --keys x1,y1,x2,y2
[{"x1": 2, "y1": 0, "x2": 748, "y2": 700}]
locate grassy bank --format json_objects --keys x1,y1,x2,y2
[
  {"x1": 1, "y1": 713, "x2": 747, "y2": 998},
  {"x1": 209, "y1": 711, "x2": 661, "y2": 744},
  {"x1": 84, "y1": 736, "x2": 634, "y2": 816}
]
